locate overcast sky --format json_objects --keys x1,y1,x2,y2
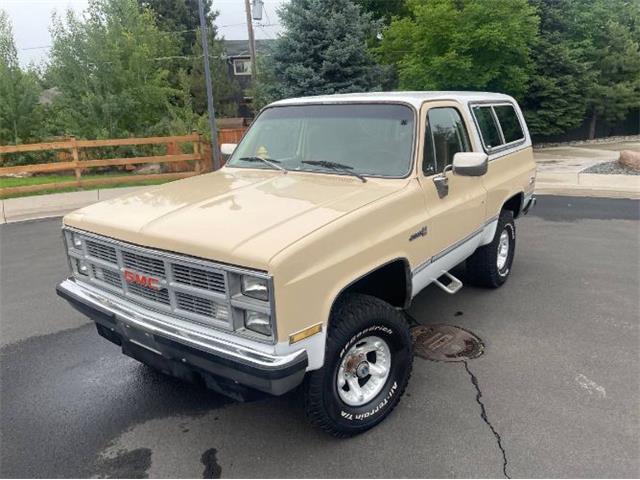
[{"x1": 3, "y1": 0, "x2": 285, "y2": 67}]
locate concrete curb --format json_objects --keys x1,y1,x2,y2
[
  {"x1": 535, "y1": 184, "x2": 640, "y2": 199},
  {"x1": 0, "y1": 186, "x2": 148, "y2": 224},
  {"x1": 535, "y1": 172, "x2": 639, "y2": 199}
]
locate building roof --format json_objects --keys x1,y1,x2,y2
[
  {"x1": 224, "y1": 39, "x2": 275, "y2": 58},
  {"x1": 270, "y1": 91, "x2": 516, "y2": 110}
]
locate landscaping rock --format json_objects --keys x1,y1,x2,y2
[
  {"x1": 618, "y1": 150, "x2": 640, "y2": 172},
  {"x1": 582, "y1": 160, "x2": 640, "y2": 175}
]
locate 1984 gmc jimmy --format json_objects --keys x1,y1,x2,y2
[{"x1": 57, "y1": 91, "x2": 536, "y2": 436}]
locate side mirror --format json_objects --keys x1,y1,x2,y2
[
  {"x1": 452, "y1": 152, "x2": 488, "y2": 176},
  {"x1": 220, "y1": 143, "x2": 237, "y2": 156}
]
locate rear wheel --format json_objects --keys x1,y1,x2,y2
[
  {"x1": 303, "y1": 294, "x2": 413, "y2": 437},
  {"x1": 466, "y1": 210, "x2": 516, "y2": 288}
]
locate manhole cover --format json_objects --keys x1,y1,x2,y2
[{"x1": 411, "y1": 324, "x2": 484, "y2": 362}]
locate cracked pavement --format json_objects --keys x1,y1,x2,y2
[{"x1": 1, "y1": 196, "x2": 639, "y2": 478}]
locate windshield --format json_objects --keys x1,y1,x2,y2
[{"x1": 226, "y1": 103, "x2": 415, "y2": 178}]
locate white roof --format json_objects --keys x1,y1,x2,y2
[{"x1": 270, "y1": 91, "x2": 516, "y2": 110}]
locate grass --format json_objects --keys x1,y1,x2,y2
[{"x1": 0, "y1": 173, "x2": 173, "y2": 199}]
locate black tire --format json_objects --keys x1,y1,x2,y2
[
  {"x1": 303, "y1": 294, "x2": 413, "y2": 438},
  {"x1": 466, "y1": 210, "x2": 516, "y2": 288}
]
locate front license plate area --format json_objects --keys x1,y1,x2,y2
[{"x1": 121, "y1": 323, "x2": 163, "y2": 355}]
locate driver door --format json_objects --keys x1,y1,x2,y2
[{"x1": 417, "y1": 101, "x2": 487, "y2": 266}]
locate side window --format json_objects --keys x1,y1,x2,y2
[
  {"x1": 423, "y1": 108, "x2": 471, "y2": 176},
  {"x1": 472, "y1": 106, "x2": 502, "y2": 150},
  {"x1": 494, "y1": 105, "x2": 524, "y2": 143}
]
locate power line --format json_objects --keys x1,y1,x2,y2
[{"x1": 16, "y1": 23, "x2": 282, "y2": 51}]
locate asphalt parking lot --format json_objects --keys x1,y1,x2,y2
[{"x1": 1, "y1": 196, "x2": 639, "y2": 478}]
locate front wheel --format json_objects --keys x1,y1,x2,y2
[
  {"x1": 466, "y1": 209, "x2": 516, "y2": 288},
  {"x1": 303, "y1": 294, "x2": 413, "y2": 437}
]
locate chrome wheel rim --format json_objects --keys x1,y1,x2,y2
[
  {"x1": 497, "y1": 229, "x2": 510, "y2": 270},
  {"x1": 337, "y1": 335, "x2": 391, "y2": 407}
]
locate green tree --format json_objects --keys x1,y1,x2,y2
[
  {"x1": 258, "y1": 0, "x2": 387, "y2": 104},
  {"x1": 577, "y1": 0, "x2": 640, "y2": 138},
  {"x1": 138, "y1": 0, "x2": 215, "y2": 56},
  {"x1": 0, "y1": 11, "x2": 43, "y2": 145},
  {"x1": 379, "y1": 0, "x2": 539, "y2": 99},
  {"x1": 522, "y1": 0, "x2": 591, "y2": 136},
  {"x1": 524, "y1": 0, "x2": 639, "y2": 138},
  {"x1": 187, "y1": 28, "x2": 239, "y2": 117},
  {"x1": 352, "y1": 0, "x2": 408, "y2": 24},
  {"x1": 46, "y1": 0, "x2": 180, "y2": 139},
  {"x1": 138, "y1": 0, "x2": 240, "y2": 117}
]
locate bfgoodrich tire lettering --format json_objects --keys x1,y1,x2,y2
[{"x1": 304, "y1": 294, "x2": 413, "y2": 437}]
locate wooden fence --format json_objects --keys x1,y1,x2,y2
[{"x1": 0, "y1": 129, "x2": 247, "y2": 197}]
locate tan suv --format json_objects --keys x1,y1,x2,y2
[{"x1": 57, "y1": 92, "x2": 536, "y2": 436}]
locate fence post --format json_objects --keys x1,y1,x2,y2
[
  {"x1": 198, "y1": 133, "x2": 213, "y2": 172},
  {"x1": 70, "y1": 137, "x2": 81, "y2": 185},
  {"x1": 193, "y1": 136, "x2": 202, "y2": 174}
]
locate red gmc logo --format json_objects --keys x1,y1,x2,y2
[{"x1": 123, "y1": 270, "x2": 160, "y2": 290}]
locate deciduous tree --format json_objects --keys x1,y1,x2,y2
[
  {"x1": 379, "y1": 0, "x2": 539, "y2": 99},
  {"x1": 352, "y1": 0, "x2": 408, "y2": 24},
  {"x1": 0, "y1": 11, "x2": 42, "y2": 145},
  {"x1": 46, "y1": 0, "x2": 180, "y2": 139},
  {"x1": 138, "y1": 0, "x2": 239, "y2": 116}
]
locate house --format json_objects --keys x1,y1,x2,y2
[{"x1": 224, "y1": 39, "x2": 274, "y2": 117}]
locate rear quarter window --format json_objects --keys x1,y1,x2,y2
[
  {"x1": 471, "y1": 106, "x2": 502, "y2": 150},
  {"x1": 494, "y1": 105, "x2": 524, "y2": 144}
]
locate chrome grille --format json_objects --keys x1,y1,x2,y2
[
  {"x1": 173, "y1": 263, "x2": 225, "y2": 293},
  {"x1": 67, "y1": 230, "x2": 233, "y2": 329},
  {"x1": 91, "y1": 265, "x2": 122, "y2": 288},
  {"x1": 86, "y1": 240, "x2": 117, "y2": 264},
  {"x1": 128, "y1": 283, "x2": 171, "y2": 304},
  {"x1": 176, "y1": 291, "x2": 228, "y2": 319},
  {"x1": 122, "y1": 251, "x2": 165, "y2": 277}
]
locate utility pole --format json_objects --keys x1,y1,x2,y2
[
  {"x1": 244, "y1": 0, "x2": 258, "y2": 80},
  {"x1": 197, "y1": 0, "x2": 220, "y2": 170}
]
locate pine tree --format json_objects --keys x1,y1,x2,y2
[
  {"x1": 522, "y1": 0, "x2": 591, "y2": 137},
  {"x1": 577, "y1": 0, "x2": 640, "y2": 138},
  {"x1": 524, "y1": 0, "x2": 640, "y2": 138},
  {"x1": 259, "y1": 0, "x2": 386, "y2": 104}
]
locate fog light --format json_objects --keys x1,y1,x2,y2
[
  {"x1": 241, "y1": 276, "x2": 269, "y2": 301},
  {"x1": 76, "y1": 259, "x2": 89, "y2": 276},
  {"x1": 72, "y1": 233, "x2": 83, "y2": 249},
  {"x1": 244, "y1": 310, "x2": 272, "y2": 336}
]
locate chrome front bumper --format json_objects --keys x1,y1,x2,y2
[{"x1": 56, "y1": 278, "x2": 307, "y2": 396}]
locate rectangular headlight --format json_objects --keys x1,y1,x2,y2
[
  {"x1": 71, "y1": 232, "x2": 83, "y2": 249},
  {"x1": 241, "y1": 276, "x2": 269, "y2": 301},
  {"x1": 244, "y1": 310, "x2": 272, "y2": 336}
]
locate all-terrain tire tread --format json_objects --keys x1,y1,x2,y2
[
  {"x1": 303, "y1": 294, "x2": 413, "y2": 438},
  {"x1": 466, "y1": 210, "x2": 515, "y2": 288}
]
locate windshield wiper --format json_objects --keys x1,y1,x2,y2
[
  {"x1": 238, "y1": 156, "x2": 288, "y2": 173},
  {"x1": 301, "y1": 160, "x2": 367, "y2": 183}
]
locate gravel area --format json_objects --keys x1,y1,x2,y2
[{"x1": 582, "y1": 160, "x2": 640, "y2": 175}]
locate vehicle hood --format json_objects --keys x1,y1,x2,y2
[{"x1": 64, "y1": 168, "x2": 409, "y2": 270}]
